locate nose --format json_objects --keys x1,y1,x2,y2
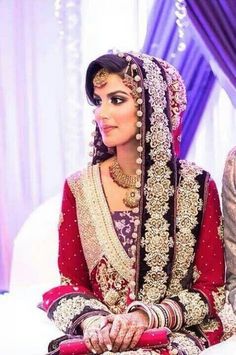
[{"x1": 97, "y1": 102, "x2": 110, "y2": 120}]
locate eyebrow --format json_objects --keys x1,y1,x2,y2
[{"x1": 93, "y1": 90, "x2": 130, "y2": 98}]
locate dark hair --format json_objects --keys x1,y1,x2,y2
[{"x1": 85, "y1": 54, "x2": 127, "y2": 104}]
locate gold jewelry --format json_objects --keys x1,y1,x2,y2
[
  {"x1": 109, "y1": 159, "x2": 140, "y2": 208},
  {"x1": 93, "y1": 68, "x2": 109, "y2": 87}
]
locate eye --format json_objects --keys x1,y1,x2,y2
[
  {"x1": 110, "y1": 96, "x2": 125, "y2": 105},
  {"x1": 93, "y1": 97, "x2": 102, "y2": 106}
]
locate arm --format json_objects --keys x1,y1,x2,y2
[
  {"x1": 42, "y1": 179, "x2": 110, "y2": 334},
  {"x1": 222, "y1": 147, "x2": 236, "y2": 310}
]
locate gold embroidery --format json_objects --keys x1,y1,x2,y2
[
  {"x1": 178, "y1": 290, "x2": 208, "y2": 326},
  {"x1": 167, "y1": 161, "x2": 203, "y2": 296},
  {"x1": 158, "y1": 59, "x2": 187, "y2": 130},
  {"x1": 200, "y1": 319, "x2": 220, "y2": 332},
  {"x1": 60, "y1": 274, "x2": 72, "y2": 285},
  {"x1": 219, "y1": 302, "x2": 236, "y2": 340},
  {"x1": 171, "y1": 332, "x2": 202, "y2": 354},
  {"x1": 137, "y1": 55, "x2": 174, "y2": 304},
  {"x1": 53, "y1": 295, "x2": 110, "y2": 332},
  {"x1": 90, "y1": 165, "x2": 133, "y2": 281},
  {"x1": 193, "y1": 266, "x2": 201, "y2": 283},
  {"x1": 213, "y1": 286, "x2": 226, "y2": 313},
  {"x1": 96, "y1": 259, "x2": 129, "y2": 314},
  {"x1": 68, "y1": 166, "x2": 133, "y2": 286},
  {"x1": 68, "y1": 170, "x2": 103, "y2": 275},
  {"x1": 217, "y1": 216, "x2": 224, "y2": 241},
  {"x1": 58, "y1": 212, "x2": 64, "y2": 230}
]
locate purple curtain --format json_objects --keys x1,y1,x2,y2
[
  {"x1": 143, "y1": 0, "x2": 215, "y2": 158},
  {"x1": 186, "y1": 0, "x2": 236, "y2": 94}
]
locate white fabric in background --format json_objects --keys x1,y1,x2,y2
[
  {"x1": 0, "y1": 0, "x2": 153, "y2": 290},
  {"x1": 187, "y1": 79, "x2": 236, "y2": 194}
]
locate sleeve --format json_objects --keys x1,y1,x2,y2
[
  {"x1": 41, "y1": 179, "x2": 110, "y2": 334},
  {"x1": 222, "y1": 147, "x2": 236, "y2": 309},
  {"x1": 161, "y1": 178, "x2": 225, "y2": 329}
]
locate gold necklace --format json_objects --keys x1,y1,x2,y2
[{"x1": 109, "y1": 159, "x2": 140, "y2": 209}]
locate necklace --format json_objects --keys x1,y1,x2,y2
[{"x1": 109, "y1": 159, "x2": 140, "y2": 208}]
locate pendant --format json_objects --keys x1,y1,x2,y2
[{"x1": 123, "y1": 188, "x2": 139, "y2": 208}]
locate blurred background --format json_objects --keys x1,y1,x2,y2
[{"x1": 0, "y1": 0, "x2": 235, "y2": 292}]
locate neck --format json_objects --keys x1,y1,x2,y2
[{"x1": 115, "y1": 141, "x2": 139, "y2": 175}]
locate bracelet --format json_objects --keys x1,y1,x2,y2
[
  {"x1": 126, "y1": 301, "x2": 154, "y2": 328},
  {"x1": 82, "y1": 315, "x2": 103, "y2": 330},
  {"x1": 161, "y1": 299, "x2": 183, "y2": 331},
  {"x1": 151, "y1": 304, "x2": 166, "y2": 327}
]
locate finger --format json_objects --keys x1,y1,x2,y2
[
  {"x1": 109, "y1": 317, "x2": 122, "y2": 344},
  {"x1": 111, "y1": 319, "x2": 128, "y2": 352},
  {"x1": 83, "y1": 332, "x2": 96, "y2": 354},
  {"x1": 96, "y1": 328, "x2": 108, "y2": 353},
  {"x1": 84, "y1": 330, "x2": 103, "y2": 354},
  {"x1": 118, "y1": 324, "x2": 137, "y2": 352},
  {"x1": 129, "y1": 326, "x2": 145, "y2": 349},
  {"x1": 100, "y1": 323, "x2": 113, "y2": 351}
]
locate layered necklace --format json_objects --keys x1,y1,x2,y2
[{"x1": 109, "y1": 159, "x2": 140, "y2": 209}]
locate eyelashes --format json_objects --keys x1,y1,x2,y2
[{"x1": 93, "y1": 96, "x2": 127, "y2": 107}]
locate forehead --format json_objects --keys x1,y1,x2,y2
[{"x1": 93, "y1": 73, "x2": 130, "y2": 95}]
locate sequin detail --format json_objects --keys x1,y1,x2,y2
[
  {"x1": 171, "y1": 332, "x2": 202, "y2": 354},
  {"x1": 167, "y1": 161, "x2": 203, "y2": 296},
  {"x1": 212, "y1": 286, "x2": 226, "y2": 313},
  {"x1": 53, "y1": 295, "x2": 110, "y2": 332},
  {"x1": 60, "y1": 274, "x2": 72, "y2": 285},
  {"x1": 177, "y1": 290, "x2": 208, "y2": 326},
  {"x1": 137, "y1": 54, "x2": 174, "y2": 304},
  {"x1": 200, "y1": 319, "x2": 220, "y2": 332},
  {"x1": 68, "y1": 166, "x2": 134, "y2": 282},
  {"x1": 96, "y1": 259, "x2": 129, "y2": 313}
]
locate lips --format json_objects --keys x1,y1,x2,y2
[{"x1": 101, "y1": 125, "x2": 116, "y2": 133}]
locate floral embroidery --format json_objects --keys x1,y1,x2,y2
[
  {"x1": 137, "y1": 55, "x2": 174, "y2": 304},
  {"x1": 58, "y1": 212, "x2": 64, "y2": 230},
  {"x1": 177, "y1": 290, "x2": 208, "y2": 326},
  {"x1": 212, "y1": 286, "x2": 226, "y2": 313},
  {"x1": 167, "y1": 161, "x2": 203, "y2": 296},
  {"x1": 200, "y1": 319, "x2": 220, "y2": 332},
  {"x1": 96, "y1": 259, "x2": 129, "y2": 314},
  {"x1": 171, "y1": 332, "x2": 202, "y2": 354},
  {"x1": 68, "y1": 167, "x2": 134, "y2": 282},
  {"x1": 158, "y1": 59, "x2": 187, "y2": 130},
  {"x1": 60, "y1": 274, "x2": 72, "y2": 285},
  {"x1": 193, "y1": 265, "x2": 201, "y2": 283},
  {"x1": 53, "y1": 295, "x2": 110, "y2": 332}
]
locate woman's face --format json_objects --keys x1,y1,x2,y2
[{"x1": 93, "y1": 73, "x2": 138, "y2": 148}]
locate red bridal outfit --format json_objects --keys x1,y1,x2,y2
[{"x1": 42, "y1": 53, "x2": 225, "y2": 355}]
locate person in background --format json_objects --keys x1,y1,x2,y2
[
  {"x1": 222, "y1": 146, "x2": 236, "y2": 312},
  {"x1": 199, "y1": 147, "x2": 236, "y2": 354},
  {"x1": 42, "y1": 52, "x2": 225, "y2": 354}
]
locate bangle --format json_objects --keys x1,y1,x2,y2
[
  {"x1": 161, "y1": 299, "x2": 183, "y2": 331},
  {"x1": 82, "y1": 315, "x2": 103, "y2": 331},
  {"x1": 151, "y1": 304, "x2": 166, "y2": 327},
  {"x1": 126, "y1": 301, "x2": 154, "y2": 328}
]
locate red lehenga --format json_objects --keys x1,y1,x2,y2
[{"x1": 42, "y1": 52, "x2": 225, "y2": 355}]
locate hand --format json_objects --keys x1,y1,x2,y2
[
  {"x1": 104, "y1": 310, "x2": 149, "y2": 352},
  {"x1": 83, "y1": 316, "x2": 113, "y2": 354}
]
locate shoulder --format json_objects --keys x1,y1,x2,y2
[
  {"x1": 223, "y1": 146, "x2": 236, "y2": 189},
  {"x1": 66, "y1": 164, "x2": 100, "y2": 195},
  {"x1": 226, "y1": 146, "x2": 236, "y2": 160},
  {"x1": 178, "y1": 159, "x2": 209, "y2": 179},
  {"x1": 224, "y1": 146, "x2": 236, "y2": 171}
]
